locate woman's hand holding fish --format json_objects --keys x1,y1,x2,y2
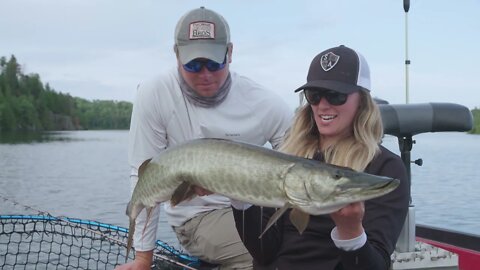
[{"x1": 330, "y1": 201, "x2": 365, "y2": 240}]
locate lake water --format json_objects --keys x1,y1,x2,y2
[{"x1": 1, "y1": 130, "x2": 479, "y2": 251}]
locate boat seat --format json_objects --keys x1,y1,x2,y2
[
  {"x1": 378, "y1": 102, "x2": 473, "y2": 253},
  {"x1": 379, "y1": 102, "x2": 473, "y2": 137}
]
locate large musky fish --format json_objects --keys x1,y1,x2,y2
[{"x1": 125, "y1": 138, "x2": 399, "y2": 260}]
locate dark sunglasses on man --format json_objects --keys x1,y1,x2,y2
[
  {"x1": 304, "y1": 89, "x2": 348, "y2": 106},
  {"x1": 183, "y1": 53, "x2": 227, "y2": 73}
]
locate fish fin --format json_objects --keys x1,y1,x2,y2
[
  {"x1": 126, "y1": 217, "x2": 135, "y2": 262},
  {"x1": 170, "y1": 181, "x2": 196, "y2": 206},
  {"x1": 258, "y1": 203, "x2": 291, "y2": 239},
  {"x1": 289, "y1": 208, "x2": 310, "y2": 234},
  {"x1": 126, "y1": 206, "x2": 154, "y2": 262},
  {"x1": 138, "y1": 158, "x2": 152, "y2": 178},
  {"x1": 142, "y1": 207, "x2": 154, "y2": 236}
]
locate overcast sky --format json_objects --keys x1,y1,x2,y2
[{"x1": 1, "y1": 0, "x2": 479, "y2": 110}]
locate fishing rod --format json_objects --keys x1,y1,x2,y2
[
  {"x1": 404, "y1": 0, "x2": 410, "y2": 104},
  {"x1": 394, "y1": 0, "x2": 417, "y2": 254}
]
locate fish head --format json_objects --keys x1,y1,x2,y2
[{"x1": 288, "y1": 161, "x2": 400, "y2": 215}]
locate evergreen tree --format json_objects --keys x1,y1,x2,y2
[
  {"x1": 5, "y1": 55, "x2": 20, "y2": 96},
  {"x1": 0, "y1": 54, "x2": 133, "y2": 132},
  {"x1": 0, "y1": 95, "x2": 17, "y2": 131}
]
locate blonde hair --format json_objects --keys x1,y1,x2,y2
[{"x1": 279, "y1": 91, "x2": 383, "y2": 171}]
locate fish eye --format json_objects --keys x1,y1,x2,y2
[{"x1": 333, "y1": 172, "x2": 342, "y2": 180}]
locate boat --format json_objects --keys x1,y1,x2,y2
[
  {"x1": 1, "y1": 102, "x2": 478, "y2": 270},
  {"x1": 380, "y1": 102, "x2": 479, "y2": 270},
  {"x1": 389, "y1": 2, "x2": 480, "y2": 268}
]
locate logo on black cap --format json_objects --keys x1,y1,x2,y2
[{"x1": 320, "y1": 52, "x2": 340, "y2": 72}]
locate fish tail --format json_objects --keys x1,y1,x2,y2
[{"x1": 126, "y1": 217, "x2": 135, "y2": 263}]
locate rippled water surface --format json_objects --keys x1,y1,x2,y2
[{"x1": 1, "y1": 130, "x2": 479, "y2": 250}]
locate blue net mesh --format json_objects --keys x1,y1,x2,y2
[{"x1": 0, "y1": 215, "x2": 201, "y2": 270}]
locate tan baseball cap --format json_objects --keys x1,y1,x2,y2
[{"x1": 174, "y1": 7, "x2": 230, "y2": 64}]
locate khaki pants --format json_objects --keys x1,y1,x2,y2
[{"x1": 173, "y1": 207, "x2": 253, "y2": 270}]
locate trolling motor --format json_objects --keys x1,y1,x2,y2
[{"x1": 379, "y1": 102, "x2": 473, "y2": 252}]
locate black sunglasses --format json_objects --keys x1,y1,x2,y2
[
  {"x1": 304, "y1": 89, "x2": 348, "y2": 106},
  {"x1": 183, "y1": 53, "x2": 227, "y2": 73}
]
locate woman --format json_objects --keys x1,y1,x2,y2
[{"x1": 231, "y1": 45, "x2": 410, "y2": 270}]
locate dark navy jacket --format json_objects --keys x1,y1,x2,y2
[{"x1": 232, "y1": 145, "x2": 409, "y2": 270}]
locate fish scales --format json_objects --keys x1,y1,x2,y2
[
  {"x1": 132, "y1": 139, "x2": 292, "y2": 209},
  {"x1": 124, "y1": 138, "x2": 400, "y2": 260}
]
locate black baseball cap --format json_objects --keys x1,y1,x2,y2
[{"x1": 294, "y1": 45, "x2": 371, "y2": 94}]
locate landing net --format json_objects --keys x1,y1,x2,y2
[{"x1": 0, "y1": 215, "x2": 200, "y2": 270}]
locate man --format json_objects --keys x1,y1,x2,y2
[{"x1": 116, "y1": 6, "x2": 292, "y2": 270}]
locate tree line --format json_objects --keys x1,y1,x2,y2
[
  {"x1": 0, "y1": 55, "x2": 132, "y2": 132},
  {"x1": 470, "y1": 108, "x2": 480, "y2": 134},
  {"x1": 0, "y1": 54, "x2": 478, "y2": 134}
]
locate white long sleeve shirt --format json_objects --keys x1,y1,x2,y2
[{"x1": 128, "y1": 69, "x2": 293, "y2": 251}]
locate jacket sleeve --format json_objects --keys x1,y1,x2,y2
[
  {"x1": 232, "y1": 206, "x2": 285, "y2": 265},
  {"x1": 338, "y1": 153, "x2": 410, "y2": 270},
  {"x1": 128, "y1": 80, "x2": 169, "y2": 251},
  {"x1": 128, "y1": 81, "x2": 169, "y2": 172}
]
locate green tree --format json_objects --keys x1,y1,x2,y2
[
  {"x1": 21, "y1": 73, "x2": 44, "y2": 98},
  {"x1": 469, "y1": 109, "x2": 479, "y2": 134},
  {"x1": 36, "y1": 91, "x2": 54, "y2": 130},
  {"x1": 4, "y1": 55, "x2": 20, "y2": 96},
  {"x1": 0, "y1": 96, "x2": 17, "y2": 131},
  {"x1": 11, "y1": 95, "x2": 40, "y2": 131},
  {"x1": 0, "y1": 54, "x2": 133, "y2": 132}
]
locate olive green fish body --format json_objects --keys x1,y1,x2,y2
[{"x1": 125, "y1": 138, "x2": 399, "y2": 259}]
